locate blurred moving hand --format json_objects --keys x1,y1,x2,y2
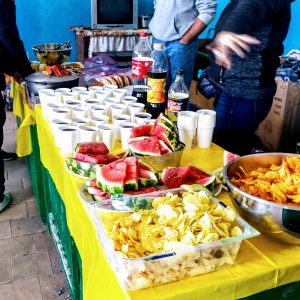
[{"x1": 207, "y1": 31, "x2": 260, "y2": 69}]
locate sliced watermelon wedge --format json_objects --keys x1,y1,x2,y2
[
  {"x1": 96, "y1": 161, "x2": 127, "y2": 194},
  {"x1": 75, "y1": 142, "x2": 109, "y2": 155},
  {"x1": 158, "y1": 139, "x2": 172, "y2": 155},
  {"x1": 138, "y1": 168, "x2": 158, "y2": 187},
  {"x1": 123, "y1": 157, "x2": 139, "y2": 191},
  {"x1": 130, "y1": 123, "x2": 155, "y2": 138},
  {"x1": 128, "y1": 136, "x2": 161, "y2": 156},
  {"x1": 223, "y1": 150, "x2": 240, "y2": 166},
  {"x1": 73, "y1": 152, "x2": 119, "y2": 164},
  {"x1": 161, "y1": 166, "x2": 190, "y2": 188}
]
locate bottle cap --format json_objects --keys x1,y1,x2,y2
[
  {"x1": 153, "y1": 43, "x2": 163, "y2": 50},
  {"x1": 176, "y1": 69, "x2": 184, "y2": 75},
  {"x1": 140, "y1": 32, "x2": 147, "y2": 37}
]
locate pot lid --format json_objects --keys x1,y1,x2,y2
[{"x1": 25, "y1": 72, "x2": 78, "y2": 84}]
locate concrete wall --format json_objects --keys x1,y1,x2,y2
[{"x1": 16, "y1": 0, "x2": 300, "y2": 62}]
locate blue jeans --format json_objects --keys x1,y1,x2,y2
[
  {"x1": 153, "y1": 38, "x2": 198, "y2": 92},
  {"x1": 213, "y1": 91, "x2": 273, "y2": 155}
]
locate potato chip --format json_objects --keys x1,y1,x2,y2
[{"x1": 230, "y1": 156, "x2": 300, "y2": 206}]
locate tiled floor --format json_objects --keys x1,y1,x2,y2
[{"x1": 0, "y1": 111, "x2": 70, "y2": 300}]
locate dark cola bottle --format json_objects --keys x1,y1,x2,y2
[{"x1": 146, "y1": 43, "x2": 168, "y2": 119}]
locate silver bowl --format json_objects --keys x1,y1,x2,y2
[
  {"x1": 223, "y1": 152, "x2": 300, "y2": 245},
  {"x1": 32, "y1": 43, "x2": 71, "y2": 66}
]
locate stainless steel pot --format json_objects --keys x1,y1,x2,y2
[{"x1": 25, "y1": 72, "x2": 79, "y2": 95}]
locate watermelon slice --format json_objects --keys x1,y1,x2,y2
[
  {"x1": 123, "y1": 157, "x2": 139, "y2": 190},
  {"x1": 137, "y1": 160, "x2": 155, "y2": 172},
  {"x1": 161, "y1": 166, "x2": 190, "y2": 188},
  {"x1": 96, "y1": 161, "x2": 127, "y2": 194},
  {"x1": 73, "y1": 152, "x2": 119, "y2": 164},
  {"x1": 138, "y1": 168, "x2": 158, "y2": 187},
  {"x1": 223, "y1": 150, "x2": 240, "y2": 166},
  {"x1": 86, "y1": 178, "x2": 97, "y2": 187},
  {"x1": 65, "y1": 157, "x2": 96, "y2": 178},
  {"x1": 158, "y1": 139, "x2": 172, "y2": 155},
  {"x1": 130, "y1": 123, "x2": 155, "y2": 138},
  {"x1": 128, "y1": 136, "x2": 161, "y2": 156},
  {"x1": 75, "y1": 142, "x2": 109, "y2": 154},
  {"x1": 161, "y1": 165, "x2": 215, "y2": 189}
]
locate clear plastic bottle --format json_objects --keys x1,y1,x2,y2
[
  {"x1": 146, "y1": 43, "x2": 168, "y2": 119},
  {"x1": 131, "y1": 32, "x2": 152, "y2": 105},
  {"x1": 167, "y1": 69, "x2": 189, "y2": 121}
]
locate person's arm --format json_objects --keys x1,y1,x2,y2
[{"x1": 180, "y1": 0, "x2": 217, "y2": 44}]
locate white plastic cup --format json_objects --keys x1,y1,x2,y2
[
  {"x1": 95, "y1": 89, "x2": 112, "y2": 103},
  {"x1": 133, "y1": 112, "x2": 152, "y2": 125},
  {"x1": 38, "y1": 89, "x2": 55, "y2": 105},
  {"x1": 55, "y1": 125, "x2": 79, "y2": 155},
  {"x1": 51, "y1": 107, "x2": 71, "y2": 120},
  {"x1": 177, "y1": 111, "x2": 198, "y2": 134},
  {"x1": 65, "y1": 99, "x2": 82, "y2": 110},
  {"x1": 71, "y1": 86, "x2": 88, "y2": 99},
  {"x1": 78, "y1": 90, "x2": 94, "y2": 101},
  {"x1": 178, "y1": 128, "x2": 195, "y2": 149},
  {"x1": 196, "y1": 127, "x2": 214, "y2": 148},
  {"x1": 103, "y1": 84, "x2": 118, "y2": 91},
  {"x1": 47, "y1": 102, "x2": 65, "y2": 120},
  {"x1": 197, "y1": 109, "x2": 216, "y2": 128},
  {"x1": 110, "y1": 103, "x2": 127, "y2": 117},
  {"x1": 112, "y1": 114, "x2": 131, "y2": 140},
  {"x1": 119, "y1": 122, "x2": 138, "y2": 149},
  {"x1": 104, "y1": 97, "x2": 122, "y2": 119},
  {"x1": 89, "y1": 104, "x2": 108, "y2": 117},
  {"x1": 71, "y1": 106, "x2": 89, "y2": 119},
  {"x1": 122, "y1": 96, "x2": 138, "y2": 112},
  {"x1": 97, "y1": 124, "x2": 116, "y2": 150},
  {"x1": 55, "y1": 88, "x2": 71, "y2": 93},
  {"x1": 78, "y1": 125, "x2": 98, "y2": 143},
  {"x1": 72, "y1": 117, "x2": 90, "y2": 127},
  {"x1": 127, "y1": 102, "x2": 145, "y2": 122},
  {"x1": 61, "y1": 91, "x2": 76, "y2": 102},
  {"x1": 89, "y1": 115, "x2": 109, "y2": 127},
  {"x1": 51, "y1": 118, "x2": 73, "y2": 134},
  {"x1": 112, "y1": 88, "x2": 127, "y2": 99},
  {"x1": 84, "y1": 99, "x2": 102, "y2": 109}
]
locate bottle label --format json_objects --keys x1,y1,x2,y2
[
  {"x1": 147, "y1": 78, "x2": 166, "y2": 103},
  {"x1": 167, "y1": 95, "x2": 188, "y2": 113},
  {"x1": 132, "y1": 58, "x2": 151, "y2": 79}
]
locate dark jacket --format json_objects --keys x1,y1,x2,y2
[
  {"x1": 0, "y1": 0, "x2": 34, "y2": 90},
  {"x1": 207, "y1": 0, "x2": 292, "y2": 100}
]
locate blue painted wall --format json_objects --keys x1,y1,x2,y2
[{"x1": 16, "y1": 0, "x2": 300, "y2": 62}]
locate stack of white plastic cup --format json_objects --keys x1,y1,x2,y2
[
  {"x1": 177, "y1": 111, "x2": 198, "y2": 149},
  {"x1": 196, "y1": 109, "x2": 216, "y2": 148}
]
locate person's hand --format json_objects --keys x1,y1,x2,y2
[{"x1": 207, "y1": 31, "x2": 260, "y2": 69}]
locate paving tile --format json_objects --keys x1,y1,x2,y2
[
  {"x1": 0, "y1": 203, "x2": 27, "y2": 222},
  {"x1": 27, "y1": 200, "x2": 39, "y2": 217},
  {"x1": 0, "y1": 257, "x2": 12, "y2": 285},
  {"x1": 21, "y1": 173, "x2": 32, "y2": 189},
  {"x1": 4, "y1": 178, "x2": 23, "y2": 192},
  {"x1": 39, "y1": 273, "x2": 71, "y2": 300},
  {"x1": 48, "y1": 245, "x2": 63, "y2": 274},
  {"x1": 11, "y1": 216, "x2": 46, "y2": 237},
  {"x1": 12, "y1": 251, "x2": 52, "y2": 280},
  {"x1": 0, "y1": 235, "x2": 34, "y2": 260},
  {"x1": 6, "y1": 162, "x2": 29, "y2": 181},
  {"x1": 0, "y1": 220, "x2": 11, "y2": 239},
  {"x1": 0, "y1": 277, "x2": 43, "y2": 300},
  {"x1": 10, "y1": 187, "x2": 35, "y2": 204},
  {"x1": 33, "y1": 232, "x2": 55, "y2": 252}
]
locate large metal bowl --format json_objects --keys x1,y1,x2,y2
[
  {"x1": 32, "y1": 43, "x2": 71, "y2": 66},
  {"x1": 223, "y1": 152, "x2": 300, "y2": 245}
]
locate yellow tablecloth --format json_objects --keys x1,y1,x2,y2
[
  {"x1": 33, "y1": 105, "x2": 300, "y2": 300},
  {"x1": 11, "y1": 81, "x2": 35, "y2": 157}
]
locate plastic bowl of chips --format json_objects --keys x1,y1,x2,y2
[
  {"x1": 92, "y1": 188, "x2": 259, "y2": 290},
  {"x1": 223, "y1": 152, "x2": 300, "y2": 245}
]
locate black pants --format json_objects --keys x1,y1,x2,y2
[{"x1": 0, "y1": 92, "x2": 5, "y2": 200}]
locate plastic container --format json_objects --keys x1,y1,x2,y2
[{"x1": 91, "y1": 189, "x2": 260, "y2": 290}]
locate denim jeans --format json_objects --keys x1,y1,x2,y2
[
  {"x1": 212, "y1": 91, "x2": 273, "y2": 155},
  {"x1": 153, "y1": 38, "x2": 198, "y2": 92}
]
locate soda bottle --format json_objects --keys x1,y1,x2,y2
[
  {"x1": 146, "y1": 43, "x2": 168, "y2": 119},
  {"x1": 167, "y1": 69, "x2": 189, "y2": 121},
  {"x1": 131, "y1": 32, "x2": 152, "y2": 105}
]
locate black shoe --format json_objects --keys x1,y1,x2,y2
[{"x1": 2, "y1": 150, "x2": 18, "y2": 161}]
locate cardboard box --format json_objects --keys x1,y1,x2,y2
[{"x1": 256, "y1": 68, "x2": 300, "y2": 152}]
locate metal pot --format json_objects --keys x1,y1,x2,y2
[{"x1": 25, "y1": 72, "x2": 79, "y2": 95}]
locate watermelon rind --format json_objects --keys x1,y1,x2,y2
[
  {"x1": 138, "y1": 177, "x2": 158, "y2": 187},
  {"x1": 65, "y1": 157, "x2": 96, "y2": 178},
  {"x1": 128, "y1": 136, "x2": 161, "y2": 156}
]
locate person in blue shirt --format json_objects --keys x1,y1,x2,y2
[
  {"x1": 0, "y1": 0, "x2": 34, "y2": 212},
  {"x1": 149, "y1": 0, "x2": 217, "y2": 92},
  {"x1": 207, "y1": 0, "x2": 294, "y2": 155}
]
